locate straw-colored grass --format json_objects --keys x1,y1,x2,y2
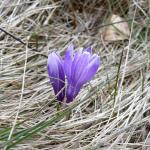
[{"x1": 0, "y1": 0, "x2": 150, "y2": 149}]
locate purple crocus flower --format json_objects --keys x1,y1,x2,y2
[{"x1": 47, "y1": 44, "x2": 100, "y2": 103}]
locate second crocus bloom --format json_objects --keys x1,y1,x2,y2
[{"x1": 47, "y1": 44, "x2": 100, "y2": 103}]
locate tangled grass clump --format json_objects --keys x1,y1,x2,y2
[{"x1": 0, "y1": 0, "x2": 150, "y2": 149}]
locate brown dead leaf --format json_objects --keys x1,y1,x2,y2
[{"x1": 102, "y1": 14, "x2": 130, "y2": 42}]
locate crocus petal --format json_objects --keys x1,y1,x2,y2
[
  {"x1": 66, "y1": 52, "x2": 91, "y2": 102},
  {"x1": 66, "y1": 84, "x2": 81, "y2": 103},
  {"x1": 71, "y1": 52, "x2": 90, "y2": 85},
  {"x1": 85, "y1": 47, "x2": 92, "y2": 53},
  {"x1": 66, "y1": 52, "x2": 100, "y2": 103},
  {"x1": 77, "y1": 54, "x2": 100, "y2": 86},
  {"x1": 64, "y1": 44, "x2": 74, "y2": 82},
  {"x1": 47, "y1": 52, "x2": 65, "y2": 101}
]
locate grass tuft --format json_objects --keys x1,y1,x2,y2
[{"x1": 0, "y1": 0, "x2": 150, "y2": 149}]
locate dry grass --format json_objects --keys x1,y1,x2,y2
[{"x1": 0, "y1": 0, "x2": 150, "y2": 149}]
